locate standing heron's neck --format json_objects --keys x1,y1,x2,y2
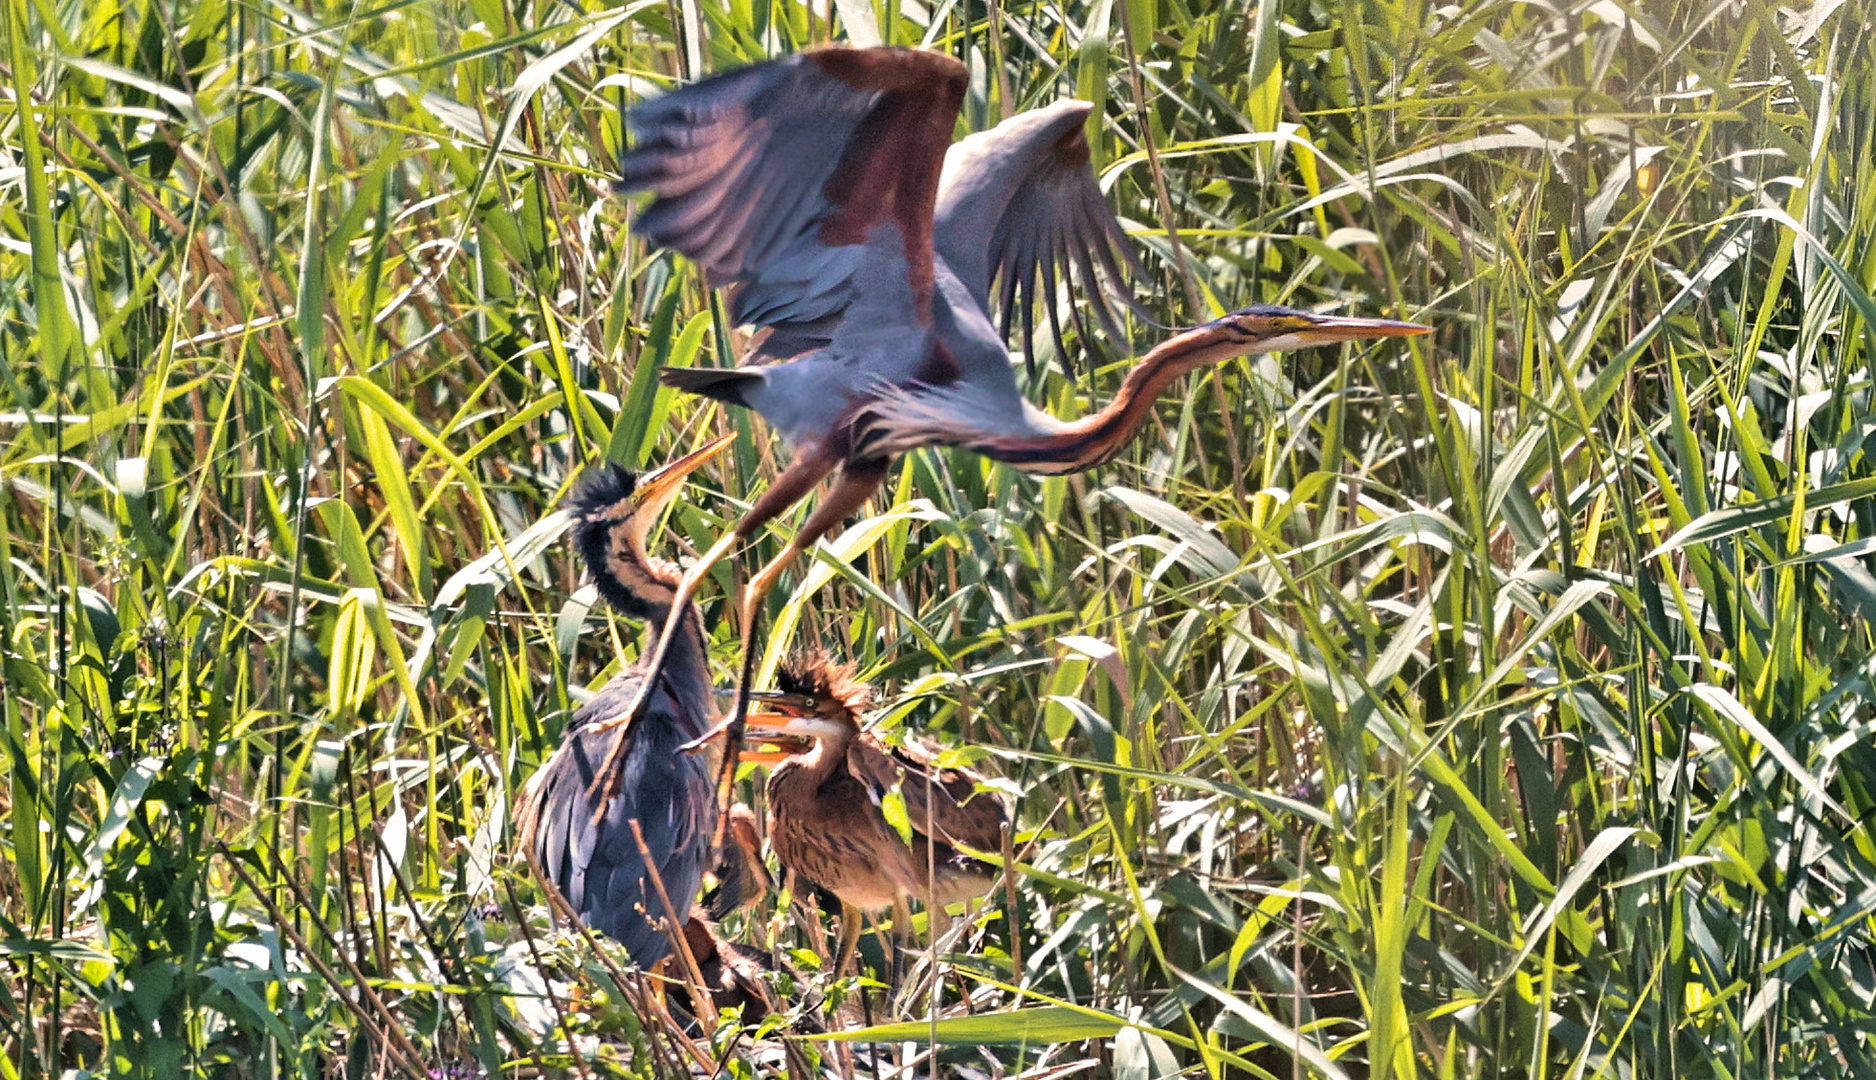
[{"x1": 648, "y1": 595, "x2": 709, "y2": 682}]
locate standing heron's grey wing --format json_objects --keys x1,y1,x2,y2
[
  {"x1": 620, "y1": 47, "x2": 968, "y2": 352},
  {"x1": 934, "y1": 100, "x2": 1145, "y2": 376},
  {"x1": 526, "y1": 679, "x2": 715, "y2": 968}
]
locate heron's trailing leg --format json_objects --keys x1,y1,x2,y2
[
  {"x1": 714, "y1": 458, "x2": 891, "y2": 842},
  {"x1": 587, "y1": 447, "x2": 841, "y2": 812}
]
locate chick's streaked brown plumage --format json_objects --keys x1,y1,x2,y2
[{"x1": 744, "y1": 653, "x2": 1008, "y2": 973}]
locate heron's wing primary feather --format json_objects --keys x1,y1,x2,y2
[
  {"x1": 619, "y1": 47, "x2": 967, "y2": 353},
  {"x1": 934, "y1": 100, "x2": 1145, "y2": 376}
]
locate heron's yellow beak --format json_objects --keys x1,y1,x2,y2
[
  {"x1": 737, "y1": 693, "x2": 823, "y2": 762},
  {"x1": 1213, "y1": 304, "x2": 1431, "y2": 350},
  {"x1": 744, "y1": 694, "x2": 849, "y2": 743},
  {"x1": 738, "y1": 745, "x2": 801, "y2": 764},
  {"x1": 632, "y1": 434, "x2": 737, "y2": 516},
  {"x1": 624, "y1": 434, "x2": 736, "y2": 551}
]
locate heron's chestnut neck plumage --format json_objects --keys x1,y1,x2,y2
[
  {"x1": 566, "y1": 464, "x2": 707, "y2": 665},
  {"x1": 1069, "y1": 324, "x2": 1244, "y2": 438},
  {"x1": 957, "y1": 322, "x2": 1245, "y2": 474}
]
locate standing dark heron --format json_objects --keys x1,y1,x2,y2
[
  {"x1": 515, "y1": 436, "x2": 734, "y2": 967},
  {"x1": 739, "y1": 653, "x2": 1009, "y2": 976},
  {"x1": 594, "y1": 44, "x2": 1431, "y2": 809}
]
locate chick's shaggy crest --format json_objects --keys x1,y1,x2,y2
[{"x1": 776, "y1": 650, "x2": 872, "y2": 718}]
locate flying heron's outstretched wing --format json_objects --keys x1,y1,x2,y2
[
  {"x1": 934, "y1": 100, "x2": 1144, "y2": 375},
  {"x1": 520, "y1": 676, "x2": 715, "y2": 967},
  {"x1": 620, "y1": 47, "x2": 967, "y2": 376}
]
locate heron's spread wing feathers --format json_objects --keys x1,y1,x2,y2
[
  {"x1": 620, "y1": 47, "x2": 967, "y2": 342},
  {"x1": 935, "y1": 101, "x2": 1144, "y2": 375}
]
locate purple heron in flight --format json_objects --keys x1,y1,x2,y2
[
  {"x1": 595, "y1": 45, "x2": 1430, "y2": 803},
  {"x1": 741, "y1": 653, "x2": 1010, "y2": 976}
]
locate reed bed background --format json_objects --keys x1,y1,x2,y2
[{"x1": 4, "y1": 0, "x2": 1874, "y2": 1074}]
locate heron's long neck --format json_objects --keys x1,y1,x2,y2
[
  {"x1": 653, "y1": 598, "x2": 709, "y2": 681},
  {"x1": 985, "y1": 326, "x2": 1248, "y2": 474},
  {"x1": 594, "y1": 560, "x2": 711, "y2": 705}
]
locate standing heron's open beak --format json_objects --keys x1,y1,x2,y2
[
  {"x1": 631, "y1": 433, "x2": 738, "y2": 519},
  {"x1": 732, "y1": 690, "x2": 826, "y2": 763},
  {"x1": 742, "y1": 692, "x2": 850, "y2": 743},
  {"x1": 614, "y1": 433, "x2": 739, "y2": 558},
  {"x1": 723, "y1": 688, "x2": 818, "y2": 714}
]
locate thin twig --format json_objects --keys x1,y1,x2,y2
[
  {"x1": 626, "y1": 818, "x2": 718, "y2": 1037},
  {"x1": 498, "y1": 876, "x2": 598, "y2": 1080},
  {"x1": 269, "y1": 849, "x2": 437, "y2": 1074},
  {"x1": 537, "y1": 856, "x2": 713, "y2": 1072},
  {"x1": 1113, "y1": 3, "x2": 1202, "y2": 316},
  {"x1": 1001, "y1": 820, "x2": 1024, "y2": 983}
]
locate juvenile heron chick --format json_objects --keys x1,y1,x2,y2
[
  {"x1": 702, "y1": 803, "x2": 773, "y2": 920},
  {"x1": 515, "y1": 437, "x2": 733, "y2": 967},
  {"x1": 743, "y1": 653, "x2": 1009, "y2": 975}
]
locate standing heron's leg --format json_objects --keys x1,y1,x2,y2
[
  {"x1": 834, "y1": 900, "x2": 866, "y2": 978},
  {"x1": 889, "y1": 892, "x2": 916, "y2": 987},
  {"x1": 586, "y1": 447, "x2": 840, "y2": 812},
  {"x1": 712, "y1": 458, "x2": 891, "y2": 840}
]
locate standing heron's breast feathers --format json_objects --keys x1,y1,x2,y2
[{"x1": 523, "y1": 677, "x2": 716, "y2": 967}]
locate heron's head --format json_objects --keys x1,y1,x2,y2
[
  {"x1": 566, "y1": 435, "x2": 735, "y2": 620},
  {"x1": 742, "y1": 651, "x2": 871, "y2": 749},
  {"x1": 725, "y1": 803, "x2": 764, "y2": 860},
  {"x1": 1198, "y1": 304, "x2": 1430, "y2": 356}
]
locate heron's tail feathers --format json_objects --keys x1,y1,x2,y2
[{"x1": 661, "y1": 366, "x2": 761, "y2": 407}]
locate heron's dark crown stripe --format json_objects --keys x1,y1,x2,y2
[{"x1": 566, "y1": 462, "x2": 640, "y2": 521}]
